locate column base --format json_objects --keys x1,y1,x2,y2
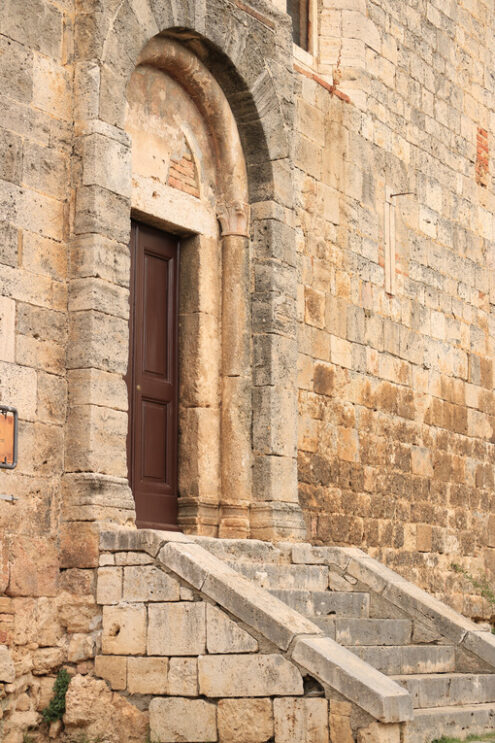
[{"x1": 249, "y1": 502, "x2": 307, "y2": 542}]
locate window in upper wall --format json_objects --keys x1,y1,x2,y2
[{"x1": 287, "y1": 0, "x2": 310, "y2": 51}]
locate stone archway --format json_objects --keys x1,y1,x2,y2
[
  {"x1": 64, "y1": 0, "x2": 305, "y2": 546},
  {"x1": 126, "y1": 37, "x2": 251, "y2": 536}
]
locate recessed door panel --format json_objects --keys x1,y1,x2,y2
[
  {"x1": 143, "y1": 252, "x2": 168, "y2": 378},
  {"x1": 141, "y1": 399, "x2": 168, "y2": 481},
  {"x1": 127, "y1": 220, "x2": 179, "y2": 530}
]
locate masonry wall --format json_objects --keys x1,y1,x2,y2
[
  {"x1": 296, "y1": 0, "x2": 495, "y2": 618},
  {"x1": 0, "y1": 1, "x2": 75, "y2": 739},
  {"x1": 2, "y1": 0, "x2": 495, "y2": 738}
]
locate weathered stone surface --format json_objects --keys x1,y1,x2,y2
[
  {"x1": 206, "y1": 604, "x2": 258, "y2": 654},
  {"x1": 127, "y1": 656, "x2": 168, "y2": 695},
  {"x1": 273, "y1": 698, "x2": 329, "y2": 743},
  {"x1": 94, "y1": 654, "x2": 127, "y2": 690},
  {"x1": 102, "y1": 605, "x2": 146, "y2": 655},
  {"x1": 218, "y1": 698, "x2": 273, "y2": 743},
  {"x1": 7, "y1": 536, "x2": 58, "y2": 597},
  {"x1": 198, "y1": 654, "x2": 303, "y2": 697},
  {"x1": 149, "y1": 697, "x2": 217, "y2": 743},
  {"x1": 123, "y1": 565, "x2": 180, "y2": 602},
  {"x1": 168, "y1": 657, "x2": 198, "y2": 697},
  {"x1": 148, "y1": 602, "x2": 206, "y2": 656},
  {"x1": 0, "y1": 645, "x2": 15, "y2": 682},
  {"x1": 96, "y1": 566, "x2": 122, "y2": 604},
  {"x1": 64, "y1": 674, "x2": 148, "y2": 743}
]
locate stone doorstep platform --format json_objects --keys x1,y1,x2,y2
[{"x1": 99, "y1": 528, "x2": 495, "y2": 741}]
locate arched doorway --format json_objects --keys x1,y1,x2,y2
[
  {"x1": 66, "y1": 0, "x2": 306, "y2": 543},
  {"x1": 124, "y1": 38, "x2": 251, "y2": 535}
]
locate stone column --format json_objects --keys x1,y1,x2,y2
[{"x1": 217, "y1": 203, "x2": 252, "y2": 538}]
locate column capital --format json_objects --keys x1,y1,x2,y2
[{"x1": 217, "y1": 201, "x2": 250, "y2": 238}]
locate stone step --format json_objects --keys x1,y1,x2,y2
[
  {"x1": 402, "y1": 702, "x2": 495, "y2": 743},
  {"x1": 269, "y1": 589, "x2": 369, "y2": 617},
  {"x1": 348, "y1": 645, "x2": 456, "y2": 675},
  {"x1": 225, "y1": 561, "x2": 329, "y2": 591},
  {"x1": 194, "y1": 537, "x2": 287, "y2": 564},
  {"x1": 310, "y1": 617, "x2": 412, "y2": 645},
  {"x1": 393, "y1": 673, "x2": 495, "y2": 709}
]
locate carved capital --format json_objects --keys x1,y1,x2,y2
[{"x1": 217, "y1": 201, "x2": 250, "y2": 238}]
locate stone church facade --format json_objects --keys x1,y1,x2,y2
[{"x1": 1, "y1": 0, "x2": 495, "y2": 740}]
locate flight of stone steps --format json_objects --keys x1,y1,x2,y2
[{"x1": 196, "y1": 537, "x2": 495, "y2": 743}]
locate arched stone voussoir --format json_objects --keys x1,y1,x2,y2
[
  {"x1": 149, "y1": 0, "x2": 197, "y2": 29},
  {"x1": 96, "y1": 0, "x2": 294, "y2": 201}
]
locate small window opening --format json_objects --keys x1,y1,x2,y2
[{"x1": 287, "y1": 0, "x2": 310, "y2": 51}]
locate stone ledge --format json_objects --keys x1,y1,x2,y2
[{"x1": 292, "y1": 636, "x2": 413, "y2": 723}]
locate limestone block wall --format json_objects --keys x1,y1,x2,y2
[
  {"x1": 93, "y1": 547, "x2": 332, "y2": 743},
  {"x1": 0, "y1": 1, "x2": 75, "y2": 739},
  {"x1": 295, "y1": 0, "x2": 495, "y2": 616}
]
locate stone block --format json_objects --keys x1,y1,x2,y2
[
  {"x1": 0, "y1": 645, "x2": 15, "y2": 682},
  {"x1": 37, "y1": 372, "x2": 67, "y2": 425},
  {"x1": 127, "y1": 656, "x2": 168, "y2": 695},
  {"x1": 22, "y1": 232, "x2": 67, "y2": 282},
  {"x1": 357, "y1": 722, "x2": 401, "y2": 743},
  {"x1": 206, "y1": 604, "x2": 258, "y2": 654},
  {"x1": 7, "y1": 536, "x2": 58, "y2": 597},
  {"x1": 115, "y1": 551, "x2": 153, "y2": 566},
  {"x1": 69, "y1": 278, "x2": 130, "y2": 319},
  {"x1": 0, "y1": 220, "x2": 18, "y2": 267},
  {"x1": 198, "y1": 654, "x2": 303, "y2": 697},
  {"x1": 63, "y1": 474, "x2": 134, "y2": 525},
  {"x1": 32, "y1": 54, "x2": 70, "y2": 120},
  {"x1": 96, "y1": 567, "x2": 123, "y2": 604},
  {"x1": 147, "y1": 602, "x2": 206, "y2": 656},
  {"x1": 123, "y1": 565, "x2": 180, "y2": 602},
  {"x1": 94, "y1": 655, "x2": 127, "y2": 691},
  {"x1": 0, "y1": 36, "x2": 33, "y2": 104},
  {"x1": 218, "y1": 698, "x2": 273, "y2": 743},
  {"x1": 80, "y1": 132, "x2": 132, "y2": 197},
  {"x1": 168, "y1": 657, "x2": 198, "y2": 697},
  {"x1": 60, "y1": 521, "x2": 100, "y2": 569},
  {"x1": 23, "y1": 140, "x2": 68, "y2": 200},
  {"x1": 253, "y1": 455, "x2": 298, "y2": 503},
  {"x1": 273, "y1": 698, "x2": 329, "y2": 743},
  {"x1": 32, "y1": 647, "x2": 64, "y2": 675},
  {"x1": 0, "y1": 129, "x2": 22, "y2": 185},
  {"x1": 0, "y1": 360, "x2": 37, "y2": 421},
  {"x1": 65, "y1": 404, "x2": 127, "y2": 477},
  {"x1": 70, "y1": 234, "x2": 130, "y2": 286},
  {"x1": 68, "y1": 633, "x2": 96, "y2": 662},
  {"x1": 150, "y1": 697, "x2": 217, "y2": 743},
  {"x1": 68, "y1": 310, "x2": 129, "y2": 374},
  {"x1": 0, "y1": 0, "x2": 63, "y2": 59},
  {"x1": 0, "y1": 296, "x2": 15, "y2": 362},
  {"x1": 330, "y1": 707, "x2": 354, "y2": 743},
  {"x1": 74, "y1": 185, "x2": 130, "y2": 244},
  {"x1": 102, "y1": 605, "x2": 147, "y2": 655}
]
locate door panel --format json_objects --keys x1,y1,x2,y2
[{"x1": 128, "y1": 220, "x2": 179, "y2": 530}]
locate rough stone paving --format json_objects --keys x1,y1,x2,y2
[{"x1": 0, "y1": 0, "x2": 495, "y2": 741}]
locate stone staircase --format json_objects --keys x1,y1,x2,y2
[{"x1": 196, "y1": 537, "x2": 495, "y2": 742}]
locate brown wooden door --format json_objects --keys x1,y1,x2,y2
[{"x1": 127, "y1": 220, "x2": 179, "y2": 529}]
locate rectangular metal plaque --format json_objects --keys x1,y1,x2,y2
[{"x1": 0, "y1": 406, "x2": 17, "y2": 469}]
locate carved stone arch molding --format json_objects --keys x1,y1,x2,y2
[{"x1": 65, "y1": 0, "x2": 306, "y2": 547}]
